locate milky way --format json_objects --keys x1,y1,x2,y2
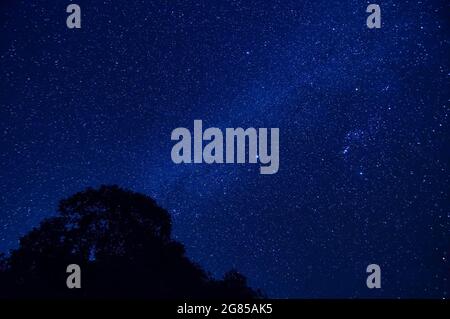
[{"x1": 0, "y1": 0, "x2": 448, "y2": 297}]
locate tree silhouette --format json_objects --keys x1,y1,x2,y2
[{"x1": 0, "y1": 185, "x2": 262, "y2": 299}]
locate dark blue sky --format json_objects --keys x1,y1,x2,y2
[{"x1": 0, "y1": 0, "x2": 449, "y2": 298}]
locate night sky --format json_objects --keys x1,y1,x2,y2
[{"x1": 0, "y1": 0, "x2": 449, "y2": 298}]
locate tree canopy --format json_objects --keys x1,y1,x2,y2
[{"x1": 0, "y1": 185, "x2": 261, "y2": 299}]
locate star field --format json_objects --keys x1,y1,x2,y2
[{"x1": 0, "y1": 0, "x2": 449, "y2": 297}]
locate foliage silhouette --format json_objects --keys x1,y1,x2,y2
[{"x1": 0, "y1": 185, "x2": 262, "y2": 299}]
